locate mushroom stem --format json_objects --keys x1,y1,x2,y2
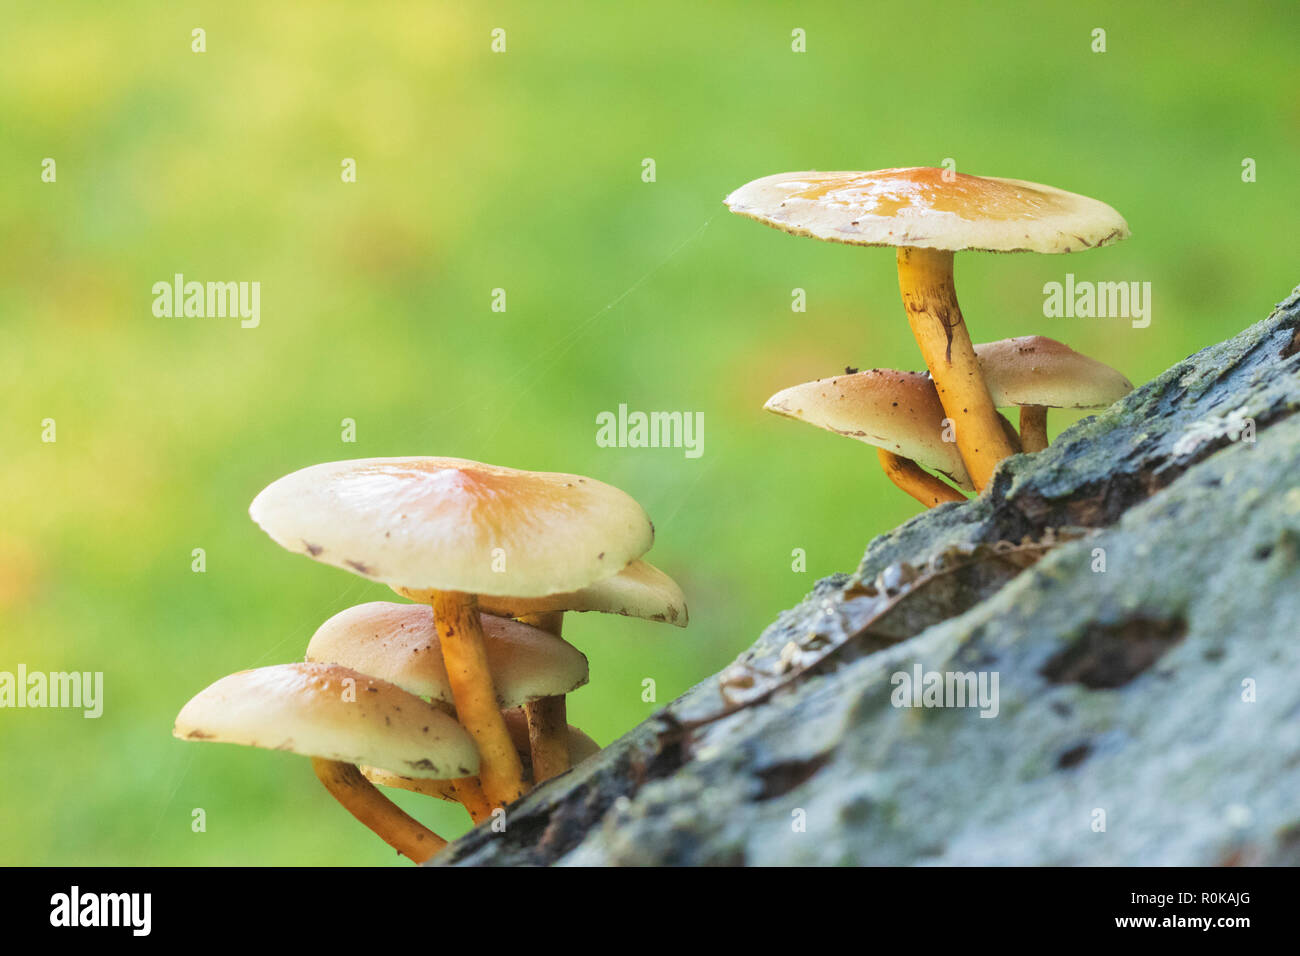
[
  {"x1": 448, "y1": 776, "x2": 494, "y2": 825},
  {"x1": 1019, "y1": 405, "x2": 1050, "y2": 452},
  {"x1": 517, "y1": 610, "x2": 572, "y2": 784},
  {"x1": 363, "y1": 769, "x2": 493, "y2": 824},
  {"x1": 518, "y1": 610, "x2": 566, "y2": 633},
  {"x1": 310, "y1": 757, "x2": 447, "y2": 863},
  {"x1": 429, "y1": 590, "x2": 526, "y2": 808},
  {"x1": 524, "y1": 696, "x2": 569, "y2": 783},
  {"x1": 896, "y1": 247, "x2": 1017, "y2": 491},
  {"x1": 876, "y1": 449, "x2": 967, "y2": 507}
]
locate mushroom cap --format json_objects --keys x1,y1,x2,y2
[
  {"x1": 361, "y1": 714, "x2": 600, "y2": 796},
  {"x1": 725, "y1": 168, "x2": 1130, "y2": 254},
  {"x1": 975, "y1": 336, "x2": 1134, "y2": 409},
  {"x1": 401, "y1": 559, "x2": 689, "y2": 628},
  {"x1": 305, "y1": 602, "x2": 589, "y2": 707},
  {"x1": 764, "y1": 370, "x2": 973, "y2": 490},
  {"x1": 172, "y1": 662, "x2": 479, "y2": 779},
  {"x1": 249, "y1": 457, "x2": 654, "y2": 596}
]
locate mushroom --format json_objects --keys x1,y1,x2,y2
[
  {"x1": 172, "y1": 662, "x2": 478, "y2": 863},
  {"x1": 362, "y1": 709, "x2": 601, "y2": 802},
  {"x1": 305, "y1": 600, "x2": 590, "y2": 816},
  {"x1": 975, "y1": 336, "x2": 1134, "y2": 452},
  {"x1": 764, "y1": 369, "x2": 1012, "y2": 508},
  {"x1": 413, "y1": 558, "x2": 686, "y2": 782},
  {"x1": 726, "y1": 168, "x2": 1129, "y2": 491},
  {"x1": 249, "y1": 457, "x2": 653, "y2": 808}
]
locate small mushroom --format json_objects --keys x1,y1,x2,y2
[
  {"x1": 362, "y1": 709, "x2": 601, "y2": 803},
  {"x1": 172, "y1": 662, "x2": 478, "y2": 863},
  {"x1": 409, "y1": 559, "x2": 687, "y2": 783},
  {"x1": 975, "y1": 336, "x2": 1134, "y2": 452},
  {"x1": 765, "y1": 369, "x2": 997, "y2": 508},
  {"x1": 305, "y1": 601, "x2": 590, "y2": 815},
  {"x1": 250, "y1": 457, "x2": 654, "y2": 808},
  {"x1": 726, "y1": 168, "x2": 1129, "y2": 491}
]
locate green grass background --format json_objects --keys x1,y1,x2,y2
[{"x1": 2, "y1": 0, "x2": 1297, "y2": 864}]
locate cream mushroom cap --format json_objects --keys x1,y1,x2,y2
[
  {"x1": 249, "y1": 457, "x2": 654, "y2": 596},
  {"x1": 764, "y1": 370, "x2": 973, "y2": 490},
  {"x1": 172, "y1": 662, "x2": 479, "y2": 780},
  {"x1": 975, "y1": 336, "x2": 1134, "y2": 409},
  {"x1": 305, "y1": 602, "x2": 589, "y2": 707},
  {"x1": 406, "y1": 558, "x2": 690, "y2": 628},
  {"x1": 361, "y1": 710, "x2": 601, "y2": 797},
  {"x1": 362, "y1": 717, "x2": 600, "y2": 798},
  {"x1": 725, "y1": 168, "x2": 1130, "y2": 255}
]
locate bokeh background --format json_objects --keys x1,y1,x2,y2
[{"x1": 2, "y1": 0, "x2": 1297, "y2": 865}]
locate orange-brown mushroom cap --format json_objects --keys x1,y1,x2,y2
[
  {"x1": 975, "y1": 336, "x2": 1134, "y2": 409},
  {"x1": 305, "y1": 602, "x2": 589, "y2": 708},
  {"x1": 249, "y1": 457, "x2": 654, "y2": 596},
  {"x1": 764, "y1": 369, "x2": 973, "y2": 490},
  {"x1": 725, "y1": 168, "x2": 1130, "y2": 254}
]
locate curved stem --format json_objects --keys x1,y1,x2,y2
[
  {"x1": 896, "y1": 247, "x2": 1017, "y2": 491},
  {"x1": 517, "y1": 611, "x2": 572, "y2": 784},
  {"x1": 430, "y1": 590, "x2": 525, "y2": 808},
  {"x1": 1019, "y1": 405, "x2": 1049, "y2": 452},
  {"x1": 311, "y1": 757, "x2": 446, "y2": 863},
  {"x1": 361, "y1": 768, "x2": 493, "y2": 825},
  {"x1": 877, "y1": 448, "x2": 967, "y2": 508}
]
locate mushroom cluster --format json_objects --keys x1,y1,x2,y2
[
  {"x1": 764, "y1": 336, "x2": 1132, "y2": 508},
  {"x1": 727, "y1": 167, "x2": 1134, "y2": 506},
  {"x1": 174, "y1": 457, "x2": 687, "y2": 861}
]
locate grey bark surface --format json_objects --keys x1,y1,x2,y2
[{"x1": 435, "y1": 288, "x2": 1300, "y2": 866}]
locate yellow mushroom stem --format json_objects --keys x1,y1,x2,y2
[
  {"x1": 1019, "y1": 405, "x2": 1050, "y2": 453},
  {"x1": 896, "y1": 247, "x2": 1017, "y2": 491},
  {"x1": 517, "y1": 610, "x2": 571, "y2": 784},
  {"x1": 429, "y1": 590, "x2": 525, "y2": 808},
  {"x1": 446, "y1": 776, "x2": 494, "y2": 825},
  {"x1": 311, "y1": 757, "x2": 447, "y2": 863},
  {"x1": 363, "y1": 770, "x2": 494, "y2": 824},
  {"x1": 876, "y1": 449, "x2": 967, "y2": 508}
]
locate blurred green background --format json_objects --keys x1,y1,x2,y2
[{"x1": 2, "y1": 0, "x2": 1297, "y2": 865}]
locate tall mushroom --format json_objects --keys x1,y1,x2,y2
[
  {"x1": 764, "y1": 369, "x2": 994, "y2": 508},
  {"x1": 173, "y1": 662, "x2": 478, "y2": 863},
  {"x1": 435, "y1": 558, "x2": 687, "y2": 782},
  {"x1": 305, "y1": 600, "x2": 590, "y2": 815},
  {"x1": 974, "y1": 336, "x2": 1134, "y2": 452},
  {"x1": 726, "y1": 168, "x2": 1130, "y2": 491},
  {"x1": 249, "y1": 457, "x2": 653, "y2": 808}
]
